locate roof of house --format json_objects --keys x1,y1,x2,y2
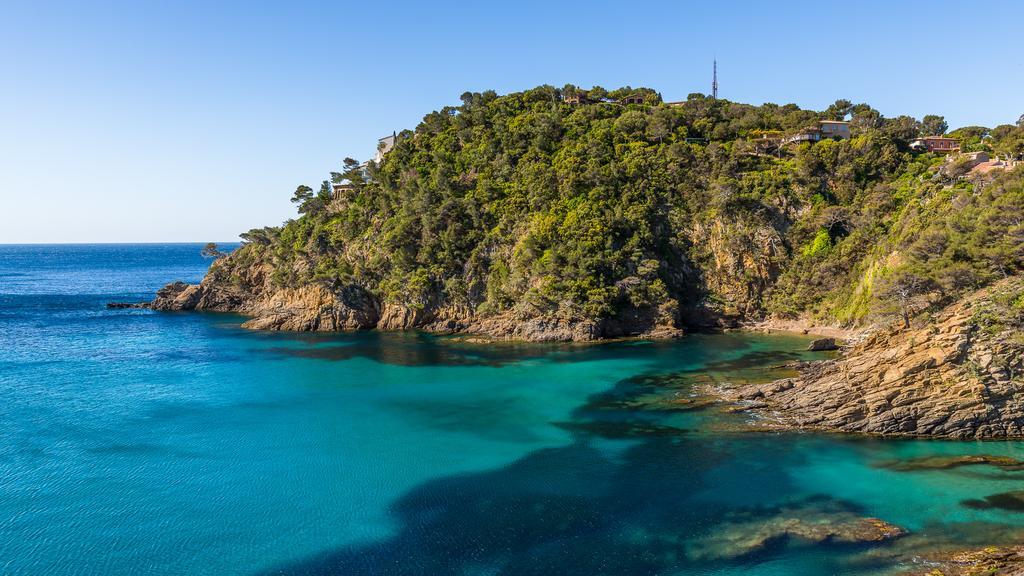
[
  {"x1": 819, "y1": 120, "x2": 850, "y2": 125},
  {"x1": 970, "y1": 160, "x2": 1016, "y2": 175}
]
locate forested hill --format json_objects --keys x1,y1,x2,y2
[{"x1": 165, "y1": 86, "x2": 1024, "y2": 339}]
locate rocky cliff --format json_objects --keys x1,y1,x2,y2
[
  {"x1": 150, "y1": 255, "x2": 682, "y2": 341},
  {"x1": 717, "y1": 277, "x2": 1024, "y2": 438}
]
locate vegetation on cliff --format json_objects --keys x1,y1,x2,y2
[{"x1": 204, "y1": 86, "x2": 1024, "y2": 335}]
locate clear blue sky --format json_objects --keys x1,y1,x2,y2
[{"x1": 2, "y1": 0, "x2": 1022, "y2": 243}]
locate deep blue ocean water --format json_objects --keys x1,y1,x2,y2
[{"x1": 3, "y1": 244, "x2": 1024, "y2": 575}]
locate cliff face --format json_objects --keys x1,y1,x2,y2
[
  {"x1": 689, "y1": 219, "x2": 787, "y2": 321},
  {"x1": 720, "y1": 277, "x2": 1024, "y2": 438}
]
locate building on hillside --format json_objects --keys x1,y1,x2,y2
[
  {"x1": 331, "y1": 181, "x2": 355, "y2": 200},
  {"x1": 619, "y1": 93, "x2": 646, "y2": 105},
  {"x1": 910, "y1": 136, "x2": 959, "y2": 153},
  {"x1": 819, "y1": 120, "x2": 851, "y2": 139},
  {"x1": 781, "y1": 120, "x2": 851, "y2": 145},
  {"x1": 563, "y1": 94, "x2": 592, "y2": 105},
  {"x1": 374, "y1": 132, "x2": 397, "y2": 164}
]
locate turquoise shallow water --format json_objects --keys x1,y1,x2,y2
[{"x1": 3, "y1": 244, "x2": 1024, "y2": 575}]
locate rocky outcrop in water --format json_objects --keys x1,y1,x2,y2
[
  {"x1": 687, "y1": 500, "x2": 906, "y2": 561},
  {"x1": 717, "y1": 277, "x2": 1024, "y2": 439},
  {"x1": 106, "y1": 302, "x2": 149, "y2": 309},
  {"x1": 911, "y1": 545, "x2": 1024, "y2": 575}
]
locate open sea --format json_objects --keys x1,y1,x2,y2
[{"x1": 3, "y1": 244, "x2": 1024, "y2": 575}]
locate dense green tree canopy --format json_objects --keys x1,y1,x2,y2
[{"x1": 224, "y1": 86, "x2": 1024, "y2": 328}]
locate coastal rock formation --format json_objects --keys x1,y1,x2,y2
[
  {"x1": 962, "y1": 490, "x2": 1024, "y2": 512},
  {"x1": 717, "y1": 277, "x2": 1024, "y2": 438},
  {"x1": 687, "y1": 219, "x2": 787, "y2": 321},
  {"x1": 239, "y1": 285, "x2": 380, "y2": 331},
  {"x1": 149, "y1": 260, "x2": 682, "y2": 341}
]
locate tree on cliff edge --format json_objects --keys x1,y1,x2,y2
[
  {"x1": 201, "y1": 242, "x2": 227, "y2": 259},
  {"x1": 878, "y1": 271, "x2": 939, "y2": 328}
]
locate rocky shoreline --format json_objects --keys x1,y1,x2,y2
[
  {"x1": 712, "y1": 277, "x2": 1024, "y2": 439},
  {"x1": 131, "y1": 268, "x2": 1024, "y2": 440},
  {"x1": 141, "y1": 272, "x2": 684, "y2": 343},
  {"x1": 741, "y1": 317, "x2": 864, "y2": 341}
]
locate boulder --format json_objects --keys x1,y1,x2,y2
[{"x1": 807, "y1": 337, "x2": 840, "y2": 351}]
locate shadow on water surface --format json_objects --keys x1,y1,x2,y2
[
  {"x1": 382, "y1": 395, "x2": 548, "y2": 443},
  {"x1": 259, "y1": 437, "x2": 720, "y2": 576},
  {"x1": 962, "y1": 490, "x2": 1024, "y2": 512},
  {"x1": 257, "y1": 434, "x2": 892, "y2": 576},
  {"x1": 255, "y1": 329, "x2": 806, "y2": 370},
  {"x1": 260, "y1": 330, "x2": 585, "y2": 368}
]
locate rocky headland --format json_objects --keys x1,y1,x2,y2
[{"x1": 148, "y1": 261, "x2": 683, "y2": 341}]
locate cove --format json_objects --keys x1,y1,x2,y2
[{"x1": 3, "y1": 244, "x2": 1024, "y2": 575}]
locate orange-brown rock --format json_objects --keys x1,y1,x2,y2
[
  {"x1": 149, "y1": 257, "x2": 682, "y2": 341},
  {"x1": 910, "y1": 545, "x2": 1024, "y2": 575},
  {"x1": 717, "y1": 277, "x2": 1024, "y2": 438}
]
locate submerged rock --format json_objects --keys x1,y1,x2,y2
[
  {"x1": 106, "y1": 302, "x2": 149, "y2": 309},
  {"x1": 875, "y1": 455, "x2": 1024, "y2": 472},
  {"x1": 962, "y1": 490, "x2": 1024, "y2": 512},
  {"x1": 687, "y1": 501, "x2": 906, "y2": 560}
]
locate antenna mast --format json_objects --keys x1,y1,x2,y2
[{"x1": 712, "y1": 59, "x2": 718, "y2": 100}]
